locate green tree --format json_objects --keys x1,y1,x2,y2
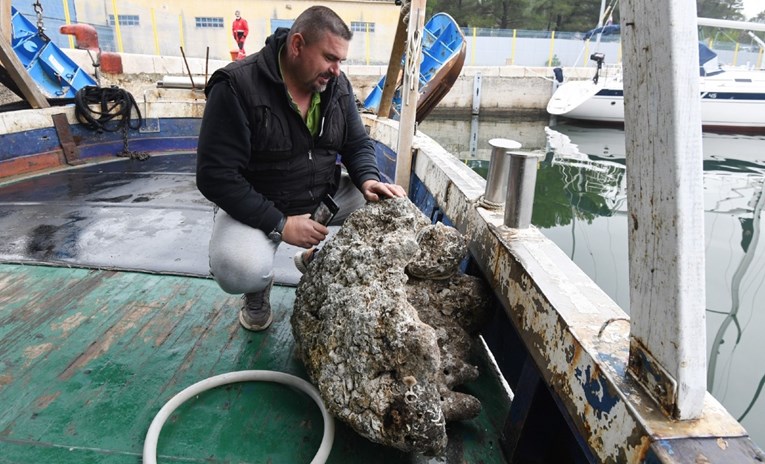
[
  {"x1": 427, "y1": 0, "x2": 610, "y2": 31},
  {"x1": 423, "y1": 0, "x2": 749, "y2": 31},
  {"x1": 697, "y1": 0, "x2": 746, "y2": 20},
  {"x1": 697, "y1": 0, "x2": 757, "y2": 43}
]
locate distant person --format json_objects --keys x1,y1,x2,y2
[
  {"x1": 232, "y1": 10, "x2": 248, "y2": 59},
  {"x1": 197, "y1": 6, "x2": 406, "y2": 332}
]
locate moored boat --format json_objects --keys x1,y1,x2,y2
[{"x1": 547, "y1": 19, "x2": 765, "y2": 131}]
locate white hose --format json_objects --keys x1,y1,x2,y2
[{"x1": 143, "y1": 370, "x2": 334, "y2": 464}]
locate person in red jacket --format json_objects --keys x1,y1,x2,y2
[{"x1": 231, "y1": 10, "x2": 248, "y2": 58}]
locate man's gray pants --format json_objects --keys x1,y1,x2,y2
[{"x1": 208, "y1": 173, "x2": 367, "y2": 294}]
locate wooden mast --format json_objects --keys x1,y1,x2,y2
[
  {"x1": 377, "y1": 5, "x2": 408, "y2": 119},
  {"x1": 394, "y1": 0, "x2": 426, "y2": 193},
  {"x1": 0, "y1": 0, "x2": 50, "y2": 108}
]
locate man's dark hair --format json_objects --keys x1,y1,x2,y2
[{"x1": 288, "y1": 6, "x2": 352, "y2": 45}]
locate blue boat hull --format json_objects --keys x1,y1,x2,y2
[
  {"x1": 11, "y1": 6, "x2": 97, "y2": 99},
  {"x1": 363, "y1": 12, "x2": 466, "y2": 122}
]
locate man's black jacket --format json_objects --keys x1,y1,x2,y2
[{"x1": 196, "y1": 28, "x2": 381, "y2": 234}]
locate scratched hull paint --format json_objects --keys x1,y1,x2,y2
[
  {"x1": 364, "y1": 117, "x2": 764, "y2": 462},
  {"x1": 0, "y1": 89, "x2": 205, "y2": 179}
]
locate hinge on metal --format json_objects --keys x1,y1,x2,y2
[{"x1": 52, "y1": 113, "x2": 83, "y2": 165}]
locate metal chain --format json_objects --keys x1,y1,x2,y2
[
  {"x1": 119, "y1": 124, "x2": 150, "y2": 160},
  {"x1": 32, "y1": 0, "x2": 50, "y2": 41},
  {"x1": 33, "y1": 1, "x2": 44, "y2": 34}
]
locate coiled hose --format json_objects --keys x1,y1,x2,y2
[{"x1": 142, "y1": 370, "x2": 335, "y2": 464}]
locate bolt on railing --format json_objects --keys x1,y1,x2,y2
[{"x1": 504, "y1": 150, "x2": 543, "y2": 229}]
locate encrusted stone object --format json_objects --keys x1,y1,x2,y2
[{"x1": 291, "y1": 197, "x2": 490, "y2": 455}]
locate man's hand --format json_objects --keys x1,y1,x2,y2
[
  {"x1": 361, "y1": 180, "x2": 407, "y2": 202},
  {"x1": 282, "y1": 214, "x2": 329, "y2": 248}
]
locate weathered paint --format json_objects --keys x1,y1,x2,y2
[
  {"x1": 0, "y1": 89, "x2": 204, "y2": 179},
  {"x1": 621, "y1": 0, "x2": 708, "y2": 419},
  {"x1": 0, "y1": 263, "x2": 510, "y2": 462},
  {"x1": 363, "y1": 115, "x2": 762, "y2": 463},
  {"x1": 0, "y1": 150, "x2": 62, "y2": 178},
  {"x1": 628, "y1": 337, "x2": 679, "y2": 416}
]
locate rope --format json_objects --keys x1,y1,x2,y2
[{"x1": 74, "y1": 85, "x2": 149, "y2": 160}]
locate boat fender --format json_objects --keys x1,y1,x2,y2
[{"x1": 59, "y1": 23, "x2": 99, "y2": 52}]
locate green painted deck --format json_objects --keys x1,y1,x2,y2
[{"x1": 0, "y1": 263, "x2": 510, "y2": 463}]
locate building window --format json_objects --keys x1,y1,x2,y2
[
  {"x1": 196, "y1": 17, "x2": 224, "y2": 28},
  {"x1": 108, "y1": 14, "x2": 140, "y2": 26},
  {"x1": 351, "y1": 21, "x2": 375, "y2": 33}
]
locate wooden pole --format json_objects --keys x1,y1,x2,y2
[
  {"x1": 394, "y1": 0, "x2": 426, "y2": 193},
  {"x1": 0, "y1": 0, "x2": 9, "y2": 42},
  {"x1": 0, "y1": 0, "x2": 50, "y2": 108},
  {"x1": 378, "y1": 5, "x2": 408, "y2": 119},
  {"x1": 621, "y1": 0, "x2": 706, "y2": 419}
]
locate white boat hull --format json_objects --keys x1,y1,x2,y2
[{"x1": 548, "y1": 71, "x2": 765, "y2": 129}]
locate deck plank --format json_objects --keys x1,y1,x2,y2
[{"x1": 0, "y1": 263, "x2": 509, "y2": 463}]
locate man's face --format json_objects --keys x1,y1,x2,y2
[
  {"x1": 292, "y1": 32, "x2": 349, "y2": 93},
  {"x1": 235, "y1": 11, "x2": 240, "y2": 19}
]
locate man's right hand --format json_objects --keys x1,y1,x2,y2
[{"x1": 282, "y1": 214, "x2": 329, "y2": 248}]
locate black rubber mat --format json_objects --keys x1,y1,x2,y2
[{"x1": 0, "y1": 153, "x2": 310, "y2": 286}]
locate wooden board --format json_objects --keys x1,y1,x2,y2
[{"x1": 0, "y1": 263, "x2": 510, "y2": 463}]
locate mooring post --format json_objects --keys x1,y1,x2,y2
[
  {"x1": 503, "y1": 150, "x2": 543, "y2": 229},
  {"x1": 481, "y1": 138, "x2": 521, "y2": 208}
]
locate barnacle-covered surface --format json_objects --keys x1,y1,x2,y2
[{"x1": 292, "y1": 198, "x2": 490, "y2": 455}]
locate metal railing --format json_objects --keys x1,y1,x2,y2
[{"x1": 14, "y1": 2, "x2": 762, "y2": 68}]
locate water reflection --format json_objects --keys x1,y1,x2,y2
[{"x1": 420, "y1": 115, "x2": 765, "y2": 447}]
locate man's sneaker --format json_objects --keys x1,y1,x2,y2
[
  {"x1": 239, "y1": 279, "x2": 273, "y2": 331},
  {"x1": 294, "y1": 247, "x2": 319, "y2": 274}
]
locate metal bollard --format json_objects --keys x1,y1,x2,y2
[
  {"x1": 481, "y1": 138, "x2": 522, "y2": 208},
  {"x1": 504, "y1": 150, "x2": 544, "y2": 229}
]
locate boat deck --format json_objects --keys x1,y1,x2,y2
[{"x1": 0, "y1": 153, "x2": 510, "y2": 463}]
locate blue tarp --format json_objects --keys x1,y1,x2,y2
[{"x1": 698, "y1": 42, "x2": 718, "y2": 65}]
